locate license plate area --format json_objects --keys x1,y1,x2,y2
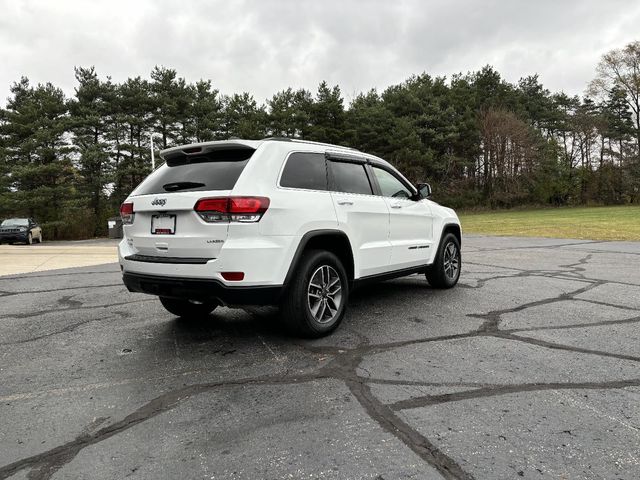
[{"x1": 151, "y1": 214, "x2": 176, "y2": 235}]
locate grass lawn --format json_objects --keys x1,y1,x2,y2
[{"x1": 459, "y1": 205, "x2": 640, "y2": 241}]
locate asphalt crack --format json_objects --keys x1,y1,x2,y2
[
  {"x1": 0, "y1": 283, "x2": 123, "y2": 298},
  {"x1": 389, "y1": 379, "x2": 640, "y2": 411},
  {"x1": 346, "y1": 378, "x2": 474, "y2": 480},
  {"x1": 498, "y1": 332, "x2": 640, "y2": 362},
  {"x1": 0, "y1": 374, "x2": 325, "y2": 480},
  {"x1": 504, "y1": 314, "x2": 640, "y2": 333},
  {"x1": 0, "y1": 298, "x2": 154, "y2": 320},
  {"x1": 0, "y1": 270, "x2": 119, "y2": 281},
  {"x1": 0, "y1": 315, "x2": 121, "y2": 346}
]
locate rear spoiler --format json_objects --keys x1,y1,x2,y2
[
  {"x1": 160, "y1": 141, "x2": 257, "y2": 166},
  {"x1": 159, "y1": 140, "x2": 260, "y2": 161}
]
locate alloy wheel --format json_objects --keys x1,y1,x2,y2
[
  {"x1": 307, "y1": 265, "x2": 342, "y2": 324},
  {"x1": 443, "y1": 242, "x2": 459, "y2": 280}
]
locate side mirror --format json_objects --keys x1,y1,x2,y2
[{"x1": 416, "y1": 182, "x2": 432, "y2": 199}]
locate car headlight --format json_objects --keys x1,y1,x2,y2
[{"x1": 19, "y1": 227, "x2": 27, "y2": 232}]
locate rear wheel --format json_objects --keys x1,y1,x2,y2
[
  {"x1": 426, "y1": 233, "x2": 461, "y2": 289},
  {"x1": 281, "y1": 250, "x2": 349, "y2": 338},
  {"x1": 159, "y1": 297, "x2": 218, "y2": 318}
]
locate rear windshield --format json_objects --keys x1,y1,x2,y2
[{"x1": 131, "y1": 148, "x2": 254, "y2": 195}]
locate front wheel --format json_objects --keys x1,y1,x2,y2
[
  {"x1": 426, "y1": 233, "x2": 461, "y2": 289},
  {"x1": 281, "y1": 250, "x2": 349, "y2": 338},
  {"x1": 159, "y1": 297, "x2": 218, "y2": 318}
]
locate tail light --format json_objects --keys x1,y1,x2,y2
[
  {"x1": 120, "y1": 202, "x2": 135, "y2": 224},
  {"x1": 195, "y1": 197, "x2": 270, "y2": 223}
]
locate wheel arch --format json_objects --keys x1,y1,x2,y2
[
  {"x1": 283, "y1": 229, "x2": 355, "y2": 286},
  {"x1": 441, "y1": 222, "x2": 461, "y2": 247}
]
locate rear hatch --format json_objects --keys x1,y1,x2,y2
[{"x1": 124, "y1": 145, "x2": 255, "y2": 260}]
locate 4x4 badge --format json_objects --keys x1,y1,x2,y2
[{"x1": 151, "y1": 198, "x2": 167, "y2": 206}]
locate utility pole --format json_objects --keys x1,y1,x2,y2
[
  {"x1": 150, "y1": 133, "x2": 161, "y2": 170},
  {"x1": 150, "y1": 134, "x2": 156, "y2": 171}
]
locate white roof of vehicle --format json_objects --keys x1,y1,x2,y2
[
  {"x1": 158, "y1": 138, "x2": 397, "y2": 170},
  {"x1": 159, "y1": 138, "x2": 359, "y2": 157}
]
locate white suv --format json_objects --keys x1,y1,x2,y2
[{"x1": 119, "y1": 138, "x2": 461, "y2": 337}]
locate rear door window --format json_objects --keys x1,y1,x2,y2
[
  {"x1": 132, "y1": 148, "x2": 254, "y2": 195},
  {"x1": 280, "y1": 153, "x2": 328, "y2": 190},
  {"x1": 328, "y1": 161, "x2": 373, "y2": 195}
]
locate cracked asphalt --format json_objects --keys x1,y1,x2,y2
[{"x1": 1, "y1": 235, "x2": 639, "y2": 479}]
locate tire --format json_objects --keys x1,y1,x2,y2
[
  {"x1": 159, "y1": 297, "x2": 218, "y2": 318},
  {"x1": 425, "y1": 233, "x2": 461, "y2": 289},
  {"x1": 26, "y1": 233, "x2": 32, "y2": 245},
  {"x1": 280, "y1": 250, "x2": 349, "y2": 338}
]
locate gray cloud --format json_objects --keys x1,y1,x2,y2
[{"x1": 1, "y1": 0, "x2": 639, "y2": 107}]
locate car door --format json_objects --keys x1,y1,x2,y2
[
  {"x1": 327, "y1": 155, "x2": 391, "y2": 278},
  {"x1": 370, "y1": 165, "x2": 433, "y2": 269},
  {"x1": 29, "y1": 219, "x2": 41, "y2": 239}
]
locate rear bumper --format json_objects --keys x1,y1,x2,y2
[
  {"x1": 118, "y1": 234, "x2": 299, "y2": 285},
  {"x1": 122, "y1": 272, "x2": 283, "y2": 306}
]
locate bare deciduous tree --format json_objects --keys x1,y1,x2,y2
[{"x1": 590, "y1": 41, "x2": 640, "y2": 153}]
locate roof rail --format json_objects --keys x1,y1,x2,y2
[{"x1": 261, "y1": 137, "x2": 359, "y2": 151}]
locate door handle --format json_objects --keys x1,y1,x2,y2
[
  {"x1": 390, "y1": 204, "x2": 402, "y2": 209},
  {"x1": 337, "y1": 200, "x2": 354, "y2": 206}
]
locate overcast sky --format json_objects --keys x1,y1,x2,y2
[{"x1": 1, "y1": 0, "x2": 639, "y2": 107}]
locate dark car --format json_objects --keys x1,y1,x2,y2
[{"x1": 0, "y1": 218, "x2": 43, "y2": 245}]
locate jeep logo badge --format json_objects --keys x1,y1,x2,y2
[{"x1": 151, "y1": 198, "x2": 167, "y2": 207}]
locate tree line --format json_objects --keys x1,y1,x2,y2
[{"x1": 1, "y1": 41, "x2": 639, "y2": 239}]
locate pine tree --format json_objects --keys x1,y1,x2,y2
[
  {"x1": 309, "y1": 81, "x2": 345, "y2": 145},
  {"x1": 69, "y1": 67, "x2": 113, "y2": 234},
  {"x1": 221, "y1": 93, "x2": 266, "y2": 139},
  {"x1": 0, "y1": 78, "x2": 78, "y2": 238},
  {"x1": 117, "y1": 76, "x2": 154, "y2": 199},
  {"x1": 190, "y1": 80, "x2": 222, "y2": 142}
]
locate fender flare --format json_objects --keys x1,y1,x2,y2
[
  {"x1": 282, "y1": 229, "x2": 354, "y2": 286},
  {"x1": 439, "y1": 222, "x2": 462, "y2": 247}
]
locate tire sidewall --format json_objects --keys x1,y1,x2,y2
[
  {"x1": 438, "y1": 233, "x2": 461, "y2": 287},
  {"x1": 297, "y1": 250, "x2": 349, "y2": 336}
]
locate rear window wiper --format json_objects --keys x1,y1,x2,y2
[{"x1": 162, "y1": 181, "x2": 206, "y2": 192}]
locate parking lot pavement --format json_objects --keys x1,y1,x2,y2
[
  {"x1": 0, "y1": 239, "x2": 119, "y2": 276},
  {"x1": 1, "y1": 236, "x2": 639, "y2": 479}
]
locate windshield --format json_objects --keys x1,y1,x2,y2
[{"x1": 1, "y1": 218, "x2": 29, "y2": 227}]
